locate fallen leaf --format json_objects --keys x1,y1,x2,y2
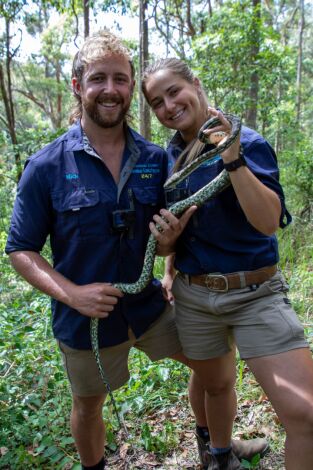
[{"x1": 119, "y1": 442, "x2": 130, "y2": 459}]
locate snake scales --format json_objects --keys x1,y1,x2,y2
[{"x1": 90, "y1": 113, "x2": 241, "y2": 412}]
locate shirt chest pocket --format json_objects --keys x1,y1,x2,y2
[
  {"x1": 132, "y1": 186, "x2": 160, "y2": 203},
  {"x1": 51, "y1": 188, "x2": 110, "y2": 239},
  {"x1": 132, "y1": 186, "x2": 160, "y2": 220}
]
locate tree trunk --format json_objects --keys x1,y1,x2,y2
[
  {"x1": 0, "y1": 18, "x2": 22, "y2": 180},
  {"x1": 245, "y1": 0, "x2": 260, "y2": 130},
  {"x1": 208, "y1": 0, "x2": 213, "y2": 17},
  {"x1": 296, "y1": 0, "x2": 304, "y2": 123},
  {"x1": 139, "y1": 0, "x2": 151, "y2": 140},
  {"x1": 55, "y1": 61, "x2": 62, "y2": 129},
  {"x1": 274, "y1": 68, "x2": 283, "y2": 155},
  {"x1": 84, "y1": 0, "x2": 90, "y2": 38}
]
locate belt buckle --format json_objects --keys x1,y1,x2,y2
[{"x1": 205, "y1": 274, "x2": 229, "y2": 292}]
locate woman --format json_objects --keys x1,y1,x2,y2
[{"x1": 142, "y1": 58, "x2": 313, "y2": 470}]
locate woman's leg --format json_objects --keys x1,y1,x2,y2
[
  {"x1": 188, "y1": 348, "x2": 237, "y2": 448},
  {"x1": 247, "y1": 348, "x2": 313, "y2": 470},
  {"x1": 188, "y1": 371, "x2": 208, "y2": 426}
]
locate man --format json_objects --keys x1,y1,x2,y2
[{"x1": 5, "y1": 30, "x2": 267, "y2": 470}]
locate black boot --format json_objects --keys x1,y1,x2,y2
[{"x1": 81, "y1": 457, "x2": 106, "y2": 470}]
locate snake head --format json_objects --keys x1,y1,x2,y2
[
  {"x1": 198, "y1": 117, "x2": 223, "y2": 143},
  {"x1": 198, "y1": 114, "x2": 242, "y2": 144}
]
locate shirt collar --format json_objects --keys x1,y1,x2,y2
[
  {"x1": 168, "y1": 131, "x2": 186, "y2": 151},
  {"x1": 65, "y1": 120, "x2": 142, "y2": 167},
  {"x1": 82, "y1": 131, "x2": 101, "y2": 159}
]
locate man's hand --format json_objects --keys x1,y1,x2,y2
[
  {"x1": 149, "y1": 206, "x2": 197, "y2": 256},
  {"x1": 9, "y1": 251, "x2": 124, "y2": 319},
  {"x1": 68, "y1": 283, "x2": 124, "y2": 319}
]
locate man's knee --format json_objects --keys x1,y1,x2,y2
[{"x1": 72, "y1": 394, "x2": 106, "y2": 421}]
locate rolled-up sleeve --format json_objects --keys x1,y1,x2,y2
[
  {"x1": 5, "y1": 159, "x2": 52, "y2": 254},
  {"x1": 244, "y1": 139, "x2": 292, "y2": 229}
]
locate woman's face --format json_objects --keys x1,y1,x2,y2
[{"x1": 144, "y1": 69, "x2": 207, "y2": 142}]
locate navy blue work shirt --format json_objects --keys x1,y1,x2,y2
[
  {"x1": 6, "y1": 122, "x2": 168, "y2": 349},
  {"x1": 166, "y1": 126, "x2": 292, "y2": 275}
]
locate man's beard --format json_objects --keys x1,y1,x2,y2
[{"x1": 83, "y1": 98, "x2": 130, "y2": 128}]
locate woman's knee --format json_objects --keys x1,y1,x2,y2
[
  {"x1": 189, "y1": 356, "x2": 236, "y2": 396},
  {"x1": 248, "y1": 349, "x2": 313, "y2": 434},
  {"x1": 283, "y1": 399, "x2": 313, "y2": 435},
  {"x1": 193, "y1": 370, "x2": 236, "y2": 396},
  {"x1": 204, "y1": 377, "x2": 236, "y2": 396}
]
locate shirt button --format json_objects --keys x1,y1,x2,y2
[{"x1": 190, "y1": 237, "x2": 196, "y2": 242}]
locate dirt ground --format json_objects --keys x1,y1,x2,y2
[{"x1": 105, "y1": 398, "x2": 285, "y2": 469}]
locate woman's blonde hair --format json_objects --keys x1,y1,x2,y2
[
  {"x1": 69, "y1": 30, "x2": 135, "y2": 124},
  {"x1": 142, "y1": 58, "x2": 209, "y2": 172}
]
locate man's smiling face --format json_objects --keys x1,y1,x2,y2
[{"x1": 73, "y1": 55, "x2": 134, "y2": 129}]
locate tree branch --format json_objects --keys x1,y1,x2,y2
[{"x1": 14, "y1": 88, "x2": 48, "y2": 114}]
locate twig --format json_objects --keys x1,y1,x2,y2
[{"x1": 1, "y1": 360, "x2": 15, "y2": 378}]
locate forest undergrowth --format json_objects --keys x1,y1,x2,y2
[{"x1": 0, "y1": 219, "x2": 312, "y2": 469}]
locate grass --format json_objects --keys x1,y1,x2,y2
[{"x1": 0, "y1": 218, "x2": 312, "y2": 469}]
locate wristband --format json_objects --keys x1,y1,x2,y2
[{"x1": 223, "y1": 149, "x2": 247, "y2": 172}]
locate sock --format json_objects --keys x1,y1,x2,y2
[
  {"x1": 81, "y1": 456, "x2": 106, "y2": 470},
  {"x1": 210, "y1": 445, "x2": 232, "y2": 455},
  {"x1": 196, "y1": 424, "x2": 210, "y2": 442}
]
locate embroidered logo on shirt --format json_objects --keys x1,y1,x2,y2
[
  {"x1": 65, "y1": 173, "x2": 79, "y2": 180},
  {"x1": 132, "y1": 163, "x2": 160, "y2": 179}
]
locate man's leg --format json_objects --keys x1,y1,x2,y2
[
  {"x1": 247, "y1": 348, "x2": 313, "y2": 470},
  {"x1": 58, "y1": 339, "x2": 133, "y2": 469},
  {"x1": 71, "y1": 394, "x2": 106, "y2": 468}
]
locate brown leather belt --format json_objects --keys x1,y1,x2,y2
[{"x1": 179, "y1": 265, "x2": 277, "y2": 292}]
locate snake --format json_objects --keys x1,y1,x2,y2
[{"x1": 90, "y1": 113, "x2": 241, "y2": 422}]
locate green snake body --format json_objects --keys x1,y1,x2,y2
[{"x1": 90, "y1": 113, "x2": 241, "y2": 398}]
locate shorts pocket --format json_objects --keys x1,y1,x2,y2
[
  {"x1": 276, "y1": 299, "x2": 305, "y2": 338},
  {"x1": 261, "y1": 271, "x2": 290, "y2": 295}
]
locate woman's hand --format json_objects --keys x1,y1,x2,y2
[
  {"x1": 149, "y1": 206, "x2": 197, "y2": 256},
  {"x1": 203, "y1": 107, "x2": 241, "y2": 163},
  {"x1": 162, "y1": 271, "x2": 175, "y2": 304},
  {"x1": 162, "y1": 254, "x2": 176, "y2": 304}
]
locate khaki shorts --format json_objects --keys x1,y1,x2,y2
[
  {"x1": 58, "y1": 304, "x2": 182, "y2": 397},
  {"x1": 172, "y1": 270, "x2": 308, "y2": 360}
]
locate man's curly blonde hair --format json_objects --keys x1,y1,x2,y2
[{"x1": 69, "y1": 30, "x2": 135, "y2": 124}]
